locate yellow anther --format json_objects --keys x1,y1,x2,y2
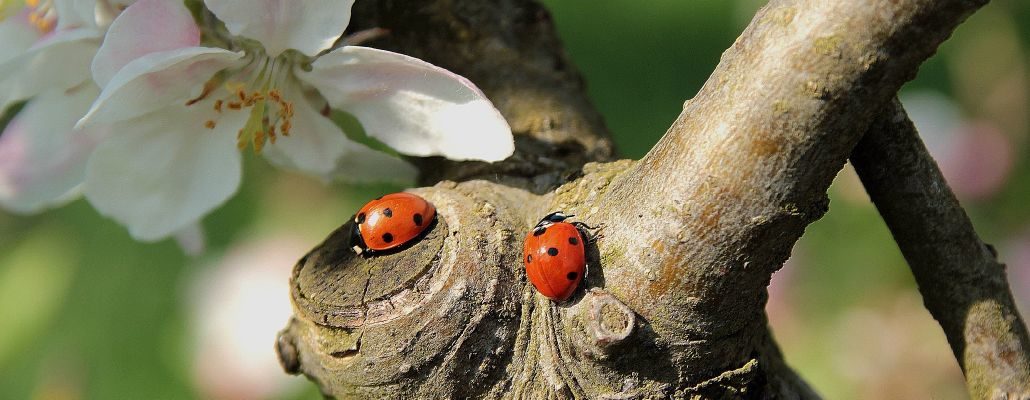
[{"x1": 204, "y1": 120, "x2": 216, "y2": 129}]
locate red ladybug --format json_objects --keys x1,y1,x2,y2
[
  {"x1": 351, "y1": 192, "x2": 436, "y2": 255},
  {"x1": 523, "y1": 212, "x2": 588, "y2": 301}
]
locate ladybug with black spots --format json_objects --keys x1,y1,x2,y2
[
  {"x1": 523, "y1": 212, "x2": 592, "y2": 302},
  {"x1": 351, "y1": 192, "x2": 436, "y2": 255}
]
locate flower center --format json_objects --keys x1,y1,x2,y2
[
  {"x1": 25, "y1": 0, "x2": 57, "y2": 34},
  {"x1": 187, "y1": 53, "x2": 297, "y2": 154}
]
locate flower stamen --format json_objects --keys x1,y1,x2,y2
[
  {"x1": 25, "y1": 0, "x2": 57, "y2": 34},
  {"x1": 184, "y1": 53, "x2": 297, "y2": 154}
]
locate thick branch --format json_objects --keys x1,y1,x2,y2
[
  {"x1": 280, "y1": 0, "x2": 1002, "y2": 397},
  {"x1": 851, "y1": 99, "x2": 1030, "y2": 400},
  {"x1": 578, "y1": 0, "x2": 988, "y2": 376}
]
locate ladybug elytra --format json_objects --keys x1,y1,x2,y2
[
  {"x1": 523, "y1": 212, "x2": 589, "y2": 301},
  {"x1": 351, "y1": 192, "x2": 436, "y2": 255}
]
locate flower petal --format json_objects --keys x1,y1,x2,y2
[
  {"x1": 328, "y1": 143, "x2": 417, "y2": 185},
  {"x1": 91, "y1": 0, "x2": 200, "y2": 88},
  {"x1": 0, "y1": 11, "x2": 40, "y2": 63},
  {"x1": 78, "y1": 46, "x2": 243, "y2": 126},
  {"x1": 55, "y1": 0, "x2": 99, "y2": 31},
  {"x1": 260, "y1": 90, "x2": 347, "y2": 178},
  {"x1": 298, "y1": 46, "x2": 514, "y2": 161},
  {"x1": 204, "y1": 0, "x2": 354, "y2": 57},
  {"x1": 0, "y1": 85, "x2": 107, "y2": 213},
  {"x1": 0, "y1": 28, "x2": 98, "y2": 111},
  {"x1": 174, "y1": 222, "x2": 206, "y2": 256},
  {"x1": 83, "y1": 103, "x2": 246, "y2": 241}
]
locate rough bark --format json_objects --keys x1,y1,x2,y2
[
  {"x1": 274, "y1": 0, "x2": 1013, "y2": 398},
  {"x1": 851, "y1": 99, "x2": 1030, "y2": 400}
]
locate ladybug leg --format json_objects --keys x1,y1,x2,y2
[{"x1": 572, "y1": 221, "x2": 604, "y2": 242}]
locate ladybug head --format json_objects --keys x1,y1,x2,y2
[
  {"x1": 542, "y1": 211, "x2": 574, "y2": 223},
  {"x1": 349, "y1": 221, "x2": 369, "y2": 256},
  {"x1": 534, "y1": 211, "x2": 574, "y2": 231}
]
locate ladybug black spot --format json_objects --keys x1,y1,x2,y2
[
  {"x1": 533, "y1": 227, "x2": 547, "y2": 236},
  {"x1": 568, "y1": 236, "x2": 579, "y2": 245},
  {"x1": 566, "y1": 271, "x2": 578, "y2": 280},
  {"x1": 382, "y1": 233, "x2": 394, "y2": 243},
  {"x1": 356, "y1": 212, "x2": 366, "y2": 224},
  {"x1": 526, "y1": 254, "x2": 533, "y2": 263},
  {"x1": 547, "y1": 247, "x2": 559, "y2": 256},
  {"x1": 383, "y1": 208, "x2": 393, "y2": 218},
  {"x1": 413, "y1": 213, "x2": 424, "y2": 226}
]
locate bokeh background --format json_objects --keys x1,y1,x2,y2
[{"x1": 1, "y1": 1, "x2": 1028, "y2": 398}]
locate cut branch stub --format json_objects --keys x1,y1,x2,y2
[{"x1": 278, "y1": 182, "x2": 683, "y2": 398}]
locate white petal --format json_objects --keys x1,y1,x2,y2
[
  {"x1": 261, "y1": 92, "x2": 417, "y2": 184},
  {"x1": 83, "y1": 104, "x2": 246, "y2": 241},
  {"x1": 55, "y1": 0, "x2": 99, "y2": 31},
  {"x1": 329, "y1": 144, "x2": 417, "y2": 185},
  {"x1": 78, "y1": 46, "x2": 243, "y2": 126},
  {"x1": 91, "y1": 0, "x2": 200, "y2": 88},
  {"x1": 0, "y1": 28, "x2": 98, "y2": 111},
  {"x1": 0, "y1": 12, "x2": 40, "y2": 63},
  {"x1": 0, "y1": 85, "x2": 107, "y2": 213},
  {"x1": 299, "y1": 46, "x2": 514, "y2": 161},
  {"x1": 261, "y1": 91, "x2": 347, "y2": 178},
  {"x1": 204, "y1": 0, "x2": 354, "y2": 57}
]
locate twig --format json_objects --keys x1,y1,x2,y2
[{"x1": 851, "y1": 99, "x2": 1030, "y2": 400}]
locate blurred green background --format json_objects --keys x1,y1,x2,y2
[{"x1": 1, "y1": 1, "x2": 1028, "y2": 399}]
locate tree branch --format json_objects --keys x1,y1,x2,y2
[
  {"x1": 580, "y1": 0, "x2": 988, "y2": 377},
  {"x1": 277, "y1": 0, "x2": 1005, "y2": 397},
  {"x1": 851, "y1": 99, "x2": 1030, "y2": 400}
]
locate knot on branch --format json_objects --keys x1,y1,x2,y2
[{"x1": 581, "y1": 288, "x2": 635, "y2": 351}]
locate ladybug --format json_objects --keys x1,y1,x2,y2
[
  {"x1": 350, "y1": 192, "x2": 436, "y2": 255},
  {"x1": 523, "y1": 212, "x2": 590, "y2": 302}
]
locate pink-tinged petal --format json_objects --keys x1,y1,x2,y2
[
  {"x1": 92, "y1": 0, "x2": 200, "y2": 88},
  {"x1": 94, "y1": 0, "x2": 139, "y2": 27},
  {"x1": 299, "y1": 46, "x2": 514, "y2": 162},
  {"x1": 0, "y1": 11, "x2": 41, "y2": 63},
  {"x1": 174, "y1": 223, "x2": 206, "y2": 256},
  {"x1": 205, "y1": 0, "x2": 354, "y2": 57},
  {"x1": 78, "y1": 46, "x2": 243, "y2": 126},
  {"x1": 0, "y1": 28, "x2": 98, "y2": 111},
  {"x1": 83, "y1": 103, "x2": 247, "y2": 241},
  {"x1": 54, "y1": 0, "x2": 99, "y2": 31},
  {"x1": 260, "y1": 90, "x2": 348, "y2": 178},
  {"x1": 0, "y1": 85, "x2": 107, "y2": 213}
]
